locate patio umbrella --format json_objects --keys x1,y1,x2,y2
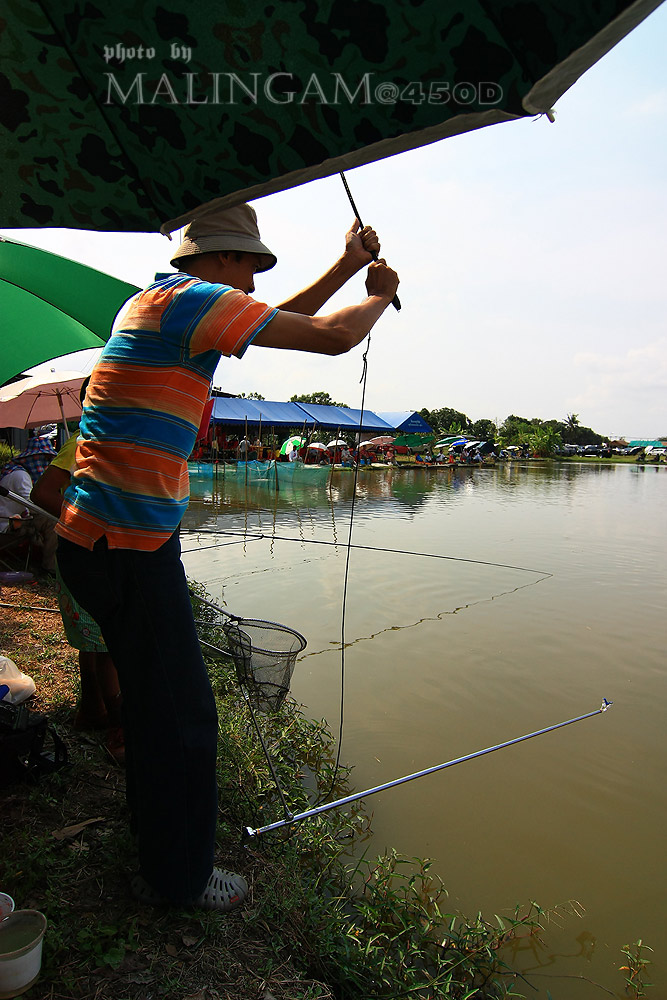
[
  {"x1": 363, "y1": 436, "x2": 396, "y2": 447},
  {"x1": 0, "y1": 237, "x2": 140, "y2": 386},
  {"x1": 279, "y1": 435, "x2": 306, "y2": 456},
  {"x1": 1, "y1": 2, "x2": 661, "y2": 232},
  {"x1": 0, "y1": 371, "x2": 87, "y2": 431},
  {"x1": 393, "y1": 433, "x2": 436, "y2": 449},
  {"x1": 448, "y1": 438, "x2": 469, "y2": 451},
  {"x1": 306, "y1": 442, "x2": 328, "y2": 451},
  {"x1": 326, "y1": 439, "x2": 347, "y2": 448},
  {"x1": 434, "y1": 436, "x2": 466, "y2": 448}
]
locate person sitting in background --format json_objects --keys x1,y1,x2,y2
[
  {"x1": 31, "y1": 381, "x2": 124, "y2": 764},
  {"x1": 0, "y1": 435, "x2": 58, "y2": 571}
]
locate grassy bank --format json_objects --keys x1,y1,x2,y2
[
  {"x1": 1, "y1": 577, "x2": 650, "y2": 998},
  {"x1": 553, "y1": 454, "x2": 665, "y2": 465}
]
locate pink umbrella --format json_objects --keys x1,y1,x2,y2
[
  {"x1": 0, "y1": 371, "x2": 86, "y2": 434},
  {"x1": 362, "y1": 436, "x2": 396, "y2": 448}
]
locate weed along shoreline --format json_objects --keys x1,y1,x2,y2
[{"x1": 1, "y1": 578, "x2": 652, "y2": 999}]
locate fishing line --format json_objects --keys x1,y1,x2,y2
[
  {"x1": 325, "y1": 329, "x2": 374, "y2": 805},
  {"x1": 181, "y1": 528, "x2": 553, "y2": 579}
]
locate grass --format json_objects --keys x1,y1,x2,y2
[{"x1": 0, "y1": 576, "x2": 652, "y2": 999}]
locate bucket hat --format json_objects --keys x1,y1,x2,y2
[
  {"x1": 1, "y1": 436, "x2": 57, "y2": 482},
  {"x1": 170, "y1": 204, "x2": 277, "y2": 272}
]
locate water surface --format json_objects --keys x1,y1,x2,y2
[{"x1": 182, "y1": 461, "x2": 666, "y2": 997}]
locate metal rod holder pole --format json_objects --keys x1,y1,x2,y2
[{"x1": 245, "y1": 699, "x2": 613, "y2": 837}]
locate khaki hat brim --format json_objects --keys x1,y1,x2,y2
[{"x1": 170, "y1": 233, "x2": 276, "y2": 272}]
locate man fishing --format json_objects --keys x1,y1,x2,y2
[{"x1": 55, "y1": 203, "x2": 399, "y2": 911}]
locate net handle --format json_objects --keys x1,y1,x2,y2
[{"x1": 189, "y1": 590, "x2": 240, "y2": 622}]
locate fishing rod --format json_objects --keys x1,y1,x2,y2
[
  {"x1": 244, "y1": 699, "x2": 613, "y2": 838},
  {"x1": 340, "y1": 171, "x2": 401, "y2": 312},
  {"x1": 0, "y1": 484, "x2": 58, "y2": 523}
]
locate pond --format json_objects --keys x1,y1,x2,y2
[{"x1": 182, "y1": 460, "x2": 666, "y2": 998}]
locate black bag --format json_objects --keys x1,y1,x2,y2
[{"x1": 0, "y1": 700, "x2": 68, "y2": 788}]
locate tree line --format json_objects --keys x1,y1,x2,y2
[{"x1": 418, "y1": 408, "x2": 604, "y2": 457}]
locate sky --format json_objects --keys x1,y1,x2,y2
[{"x1": 9, "y1": 3, "x2": 667, "y2": 440}]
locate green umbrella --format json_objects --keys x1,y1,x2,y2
[
  {"x1": 0, "y1": 237, "x2": 140, "y2": 386},
  {"x1": 279, "y1": 436, "x2": 306, "y2": 456},
  {"x1": 0, "y1": 2, "x2": 660, "y2": 232},
  {"x1": 393, "y1": 433, "x2": 436, "y2": 450}
]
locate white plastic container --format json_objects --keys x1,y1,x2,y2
[
  {"x1": 0, "y1": 910, "x2": 47, "y2": 998},
  {"x1": 0, "y1": 896, "x2": 14, "y2": 920},
  {"x1": 0, "y1": 657, "x2": 35, "y2": 705}
]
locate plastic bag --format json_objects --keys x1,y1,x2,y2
[{"x1": 0, "y1": 655, "x2": 36, "y2": 704}]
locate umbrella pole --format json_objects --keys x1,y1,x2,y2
[
  {"x1": 56, "y1": 390, "x2": 71, "y2": 440},
  {"x1": 273, "y1": 426, "x2": 279, "y2": 492},
  {"x1": 300, "y1": 420, "x2": 307, "y2": 463},
  {"x1": 244, "y1": 416, "x2": 248, "y2": 487},
  {"x1": 329, "y1": 424, "x2": 341, "y2": 486}
]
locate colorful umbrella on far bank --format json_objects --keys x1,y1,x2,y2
[{"x1": 279, "y1": 436, "x2": 306, "y2": 456}]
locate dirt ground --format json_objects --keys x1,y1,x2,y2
[{"x1": 0, "y1": 578, "x2": 334, "y2": 999}]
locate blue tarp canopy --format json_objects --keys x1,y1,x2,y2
[
  {"x1": 211, "y1": 398, "x2": 315, "y2": 428},
  {"x1": 377, "y1": 411, "x2": 434, "y2": 433},
  {"x1": 344, "y1": 408, "x2": 395, "y2": 432},
  {"x1": 211, "y1": 399, "x2": 417, "y2": 433},
  {"x1": 296, "y1": 403, "x2": 394, "y2": 432},
  {"x1": 292, "y1": 402, "x2": 360, "y2": 430}
]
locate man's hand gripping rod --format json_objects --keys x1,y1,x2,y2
[{"x1": 340, "y1": 171, "x2": 401, "y2": 312}]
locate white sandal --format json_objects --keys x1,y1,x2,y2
[
  {"x1": 131, "y1": 867, "x2": 248, "y2": 911},
  {"x1": 195, "y1": 868, "x2": 248, "y2": 911}
]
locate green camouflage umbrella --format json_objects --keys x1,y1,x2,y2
[
  {"x1": 0, "y1": 236, "x2": 139, "y2": 386},
  {"x1": 1, "y1": 1, "x2": 662, "y2": 233}
]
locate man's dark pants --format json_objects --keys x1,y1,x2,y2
[{"x1": 57, "y1": 530, "x2": 218, "y2": 903}]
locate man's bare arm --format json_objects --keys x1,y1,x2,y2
[
  {"x1": 31, "y1": 465, "x2": 70, "y2": 518},
  {"x1": 276, "y1": 220, "x2": 380, "y2": 316},
  {"x1": 253, "y1": 259, "x2": 399, "y2": 355}
]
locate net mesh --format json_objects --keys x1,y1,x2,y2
[{"x1": 224, "y1": 618, "x2": 307, "y2": 712}]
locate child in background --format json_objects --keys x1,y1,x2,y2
[{"x1": 31, "y1": 380, "x2": 124, "y2": 764}]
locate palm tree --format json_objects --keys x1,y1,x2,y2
[{"x1": 530, "y1": 426, "x2": 562, "y2": 457}]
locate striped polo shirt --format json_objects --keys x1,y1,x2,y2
[{"x1": 56, "y1": 274, "x2": 277, "y2": 551}]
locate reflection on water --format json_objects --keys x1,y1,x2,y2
[{"x1": 182, "y1": 463, "x2": 666, "y2": 997}]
